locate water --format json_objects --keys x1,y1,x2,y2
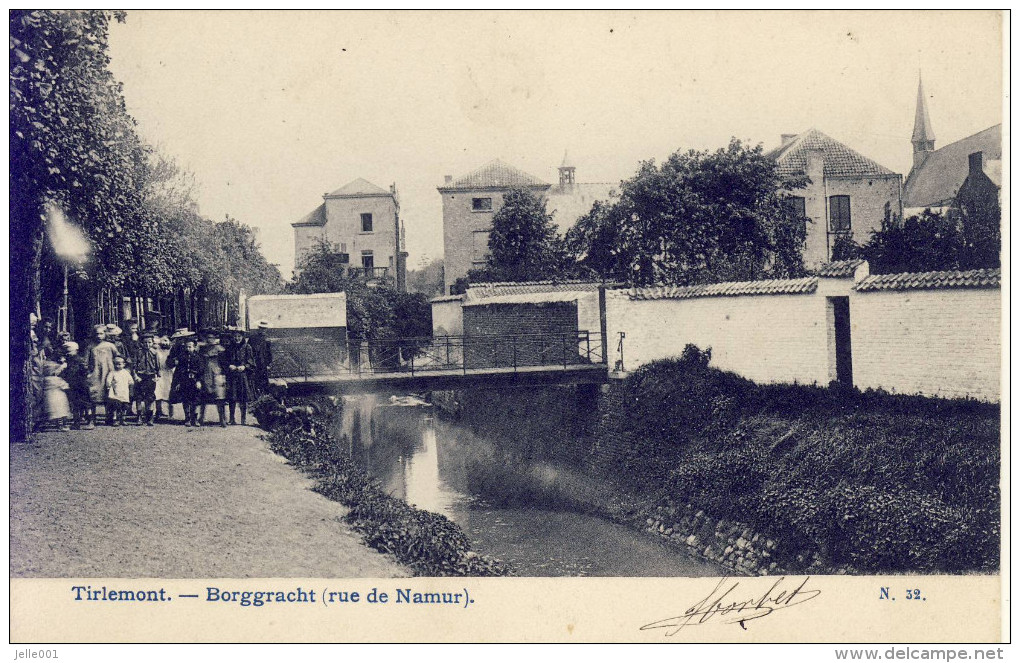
[{"x1": 342, "y1": 395, "x2": 725, "y2": 577}]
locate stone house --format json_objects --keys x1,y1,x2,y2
[
  {"x1": 767, "y1": 130, "x2": 903, "y2": 267},
  {"x1": 292, "y1": 178, "x2": 408, "y2": 291},
  {"x1": 438, "y1": 156, "x2": 614, "y2": 294}
]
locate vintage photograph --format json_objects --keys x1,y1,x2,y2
[{"x1": 9, "y1": 9, "x2": 1004, "y2": 644}]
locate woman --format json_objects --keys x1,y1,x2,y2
[
  {"x1": 166, "y1": 328, "x2": 195, "y2": 421},
  {"x1": 199, "y1": 331, "x2": 228, "y2": 428}
]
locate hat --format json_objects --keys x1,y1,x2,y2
[
  {"x1": 257, "y1": 320, "x2": 270, "y2": 329},
  {"x1": 225, "y1": 325, "x2": 244, "y2": 333},
  {"x1": 62, "y1": 341, "x2": 79, "y2": 353},
  {"x1": 125, "y1": 319, "x2": 139, "y2": 328},
  {"x1": 105, "y1": 324, "x2": 122, "y2": 336},
  {"x1": 170, "y1": 328, "x2": 195, "y2": 340},
  {"x1": 140, "y1": 331, "x2": 156, "y2": 340}
]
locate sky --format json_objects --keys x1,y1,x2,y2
[{"x1": 107, "y1": 10, "x2": 1005, "y2": 278}]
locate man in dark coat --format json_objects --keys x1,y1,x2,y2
[
  {"x1": 248, "y1": 320, "x2": 273, "y2": 396},
  {"x1": 133, "y1": 333, "x2": 160, "y2": 426}
]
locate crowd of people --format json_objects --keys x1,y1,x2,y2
[{"x1": 31, "y1": 313, "x2": 273, "y2": 431}]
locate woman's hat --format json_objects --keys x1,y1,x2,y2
[
  {"x1": 62, "y1": 341, "x2": 79, "y2": 353},
  {"x1": 170, "y1": 328, "x2": 195, "y2": 340},
  {"x1": 105, "y1": 324, "x2": 122, "y2": 336}
]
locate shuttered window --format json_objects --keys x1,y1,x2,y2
[{"x1": 829, "y1": 195, "x2": 851, "y2": 232}]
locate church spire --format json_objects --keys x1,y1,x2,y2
[{"x1": 911, "y1": 73, "x2": 935, "y2": 169}]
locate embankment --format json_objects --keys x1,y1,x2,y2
[{"x1": 433, "y1": 346, "x2": 1000, "y2": 575}]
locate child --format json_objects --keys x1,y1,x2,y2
[
  {"x1": 41, "y1": 361, "x2": 71, "y2": 431},
  {"x1": 61, "y1": 341, "x2": 90, "y2": 430},
  {"x1": 104, "y1": 355, "x2": 134, "y2": 426},
  {"x1": 224, "y1": 328, "x2": 255, "y2": 425},
  {"x1": 85, "y1": 325, "x2": 117, "y2": 429},
  {"x1": 200, "y1": 331, "x2": 228, "y2": 428},
  {"x1": 133, "y1": 333, "x2": 160, "y2": 426},
  {"x1": 176, "y1": 338, "x2": 205, "y2": 427},
  {"x1": 154, "y1": 335, "x2": 174, "y2": 421}
]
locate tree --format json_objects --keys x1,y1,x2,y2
[
  {"x1": 469, "y1": 187, "x2": 566, "y2": 283},
  {"x1": 565, "y1": 139, "x2": 808, "y2": 286},
  {"x1": 287, "y1": 239, "x2": 431, "y2": 356},
  {"x1": 11, "y1": 10, "x2": 143, "y2": 442},
  {"x1": 849, "y1": 209, "x2": 964, "y2": 275},
  {"x1": 405, "y1": 257, "x2": 445, "y2": 298}
]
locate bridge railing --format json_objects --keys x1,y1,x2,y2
[{"x1": 270, "y1": 331, "x2": 606, "y2": 380}]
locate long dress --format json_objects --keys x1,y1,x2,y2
[
  {"x1": 154, "y1": 340, "x2": 173, "y2": 402},
  {"x1": 167, "y1": 341, "x2": 188, "y2": 404},
  {"x1": 42, "y1": 375, "x2": 71, "y2": 420},
  {"x1": 85, "y1": 340, "x2": 117, "y2": 404}
]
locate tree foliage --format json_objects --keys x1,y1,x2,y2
[
  {"x1": 565, "y1": 139, "x2": 808, "y2": 285},
  {"x1": 840, "y1": 206, "x2": 999, "y2": 275},
  {"x1": 10, "y1": 10, "x2": 280, "y2": 441},
  {"x1": 467, "y1": 188, "x2": 586, "y2": 284},
  {"x1": 287, "y1": 240, "x2": 431, "y2": 345}
]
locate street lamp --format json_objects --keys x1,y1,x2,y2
[{"x1": 45, "y1": 202, "x2": 90, "y2": 334}]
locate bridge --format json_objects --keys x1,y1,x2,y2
[{"x1": 267, "y1": 331, "x2": 611, "y2": 395}]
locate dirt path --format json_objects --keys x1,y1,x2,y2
[{"x1": 10, "y1": 420, "x2": 407, "y2": 578}]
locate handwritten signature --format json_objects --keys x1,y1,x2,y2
[{"x1": 640, "y1": 576, "x2": 821, "y2": 636}]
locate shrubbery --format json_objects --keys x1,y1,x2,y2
[
  {"x1": 251, "y1": 396, "x2": 511, "y2": 576},
  {"x1": 610, "y1": 348, "x2": 1000, "y2": 573}
]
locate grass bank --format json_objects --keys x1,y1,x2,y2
[
  {"x1": 251, "y1": 395, "x2": 511, "y2": 577},
  {"x1": 602, "y1": 346, "x2": 1000, "y2": 574}
]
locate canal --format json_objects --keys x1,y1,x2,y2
[{"x1": 338, "y1": 395, "x2": 725, "y2": 577}]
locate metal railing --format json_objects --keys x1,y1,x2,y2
[
  {"x1": 347, "y1": 266, "x2": 391, "y2": 280},
  {"x1": 269, "y1": 331, "x2": 606, "y2": 381}
]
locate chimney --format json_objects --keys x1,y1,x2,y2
[
  {"x1": 805, "y1": 147, "x2": 825, "y2": 183},
  {"x1": 968, "y1": 151, "x2": 983, "y2": 175},
  {"x1": 444, "y1": 175, "x2": 453, "y2": 184},
  {"x1": 781, "y1": 133, "x2": 797, "y2": 147}
]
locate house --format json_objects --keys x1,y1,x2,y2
[
  {"x1": 767, "y1": 129, "x2": 903, "y2": 267},
  {"x1": 291, "y1": 178, "x2": 408, "y2": 291},
  {"x1": 438, "y1": 156, "x2": 615, "y2": 293},
  {"x1": 902, "y1": 77, "x2": 1002, "y2": 215}
]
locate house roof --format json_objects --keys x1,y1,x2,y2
[
  {"x1": 854, "y1": 268, "x2": 1000, "y2": 292},
  {"x1": 767, "y1": 129, "x2": 898, "y2": 179},
  {"x1": 903, "y1": 124, "x2": 1002, "y2": 208},
  {"x1": 291, "y1": 203, "x2": 327, "y2": 227},
  {"x1": 440, "y1": 159, "x2": 550, "y2": 191},
  {"x1": 326, "y1": 178, "x2": 392, "y2": 198},
  {"x1": 627, "y1": 277, "x2": 819, "y2": 301},
  {"x1": 814, "y1": 259, "x2": 866, "y2": 278}
]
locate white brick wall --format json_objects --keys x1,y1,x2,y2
[
  {"x1": 605, "y1": 284, "x2": 1001, "y2": 402},
  {"x1": 605, "y1": 289, "x2": 831, "y2": 385},
  {"x1": 851, "y1": 288, "x2": 1001, "y2": 401}
]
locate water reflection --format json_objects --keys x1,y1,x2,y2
[{"x1": 341, "y1": 395, "x2": 725, "y2": 577}]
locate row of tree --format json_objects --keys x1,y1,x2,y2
[{"x1": 11, "y1": 10, "x2": 281, "y2": 442}]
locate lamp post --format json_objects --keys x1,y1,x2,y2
[{"x1": 45, "y1": 203, "x2": 90, "y2": 334}]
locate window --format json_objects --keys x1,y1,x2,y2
[
  {"x1": 785, "y1": 196, "x2": 806, "y2": 219},
  {"x1": 829, "y1": 195, "x2": 851, "y2": 232},
  {"x1": 361, "y1": 251, "x2": 374, "y2": 270},
  {"x1": 472, "y1": 230, "x2": 490, "y2": 262},
  {"x1": 472, "y1": 197, "x2": 493, "y2": 212},
  {"x1": 361, "y1": 213, "x2": 373, "y2": 232}
]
